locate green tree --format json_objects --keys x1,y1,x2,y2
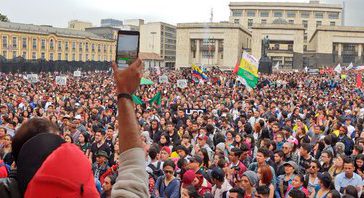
[{"x1": 0, "y1": 13, "x2": 9, "y2": 22}]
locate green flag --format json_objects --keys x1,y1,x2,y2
[
  {"x1": 149, "y1": 92, "x2": 161, "y2": 105},
  {"x1": 132, "y1": 95, "x2": 144, "y2": 105}
]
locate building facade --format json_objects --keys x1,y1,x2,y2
[
  {"x1": 252, "y1": 23, "x2": 305, "y2": 69},
  {"x1": 139, "y1": 52, "x2": 165, "y2": 71},
  {"x1": 309, "y1": 26, "x2": 364, "y2": 67},
  {"x1": 140, "y1": 22, "x2": 176, "y2": 69},
  {"x1": 68, "y1": 20, "x2": 93, "y2": 31},
  {"x1": 101, "y1": 19, "x2": 123, "y2": 27},
  {"x1": 0, "y1": 22, "x2": 115, "y2": 62},
  {"x1": 175, "y1": 23, "x2": 251, "y2": 70},
  {"x1": 229, "y1": 0, "x2": 342, "y2": 52}
]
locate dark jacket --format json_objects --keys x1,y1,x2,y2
[{"x1": 0, "y1": 170, "x2": 21, "y2": 198}]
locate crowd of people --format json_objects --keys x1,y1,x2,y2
[{"x1": 1, "y1": 65, "x2": 364, "y2": 198}]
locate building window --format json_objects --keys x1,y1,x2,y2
[
  {"x1": 22, "y1": 52, "x2": 26, "y2": 59},
  {"x1": 72, "y1": 42, "x2": 76, "y2": 51},
  {"x1": 232, "y1": 9, "x2": 242, "y2": 17},
  {"x1": 304, "y1": 33, "x2": 308, "y2": 41},
  {"x1": 72, "y1": 53, "x2": 75, "y2": 61},
  {"x1": 32, "y1": 52, "x2": 36, "y2": 60},
  {"x1": 65, "y1": 53, "x2": 68, "y2": 61},
  {"x1": 2, "y1": 36, "x2": 7, "y2": 48},
  {"x1": 98, "y1": 55, "x2": 101, "y2": 61},
  {"x1": 315, "y1": 12, "x2": 324, "y2": 19},
  {"x1": 304, "y1": 45, "x2": 308, "y2": 52},
  {"x1": 92, "y1": 44, "x2": 95, "y2": 52},
  {"x1": 58, "y1": 41, "x2": 62, "y2": 50},
  {"x1": 104, "y1": 44, "x2": 107, "y2": 52},
  {"x1": 247, "y1": 10, "x2": 255, "y2": 17},
  {"x1": 274, "y1": 43, "x2": 280, "y2": 50},
  {"x1": 41, "y1": 39, "x2": 46, "y2": 50},
  {"x1": 58, "y1": 53, "x2": 61, "y2": 60},
  {"x1": 109, "y1": 45, "x2": 112, "y2": 53},
  {"x1": 22, "y1": 38, "x2": 27, "y2": 49},
  {"x1": 2, "y1": 51, "x2": 7, "y2": 58},
  {"x1": 302, "y1": 20, "x2": 308, "y2": 28},
  {"x1": 65, "y1": 42, "x2": 69, "y2": 50},
  {"x1": 316, "y1": 21, "x2": 322, "y2": 27},
  {"x1": 248, "y1": 19, "x2": 253, "y2": 28},
  {"x1": 86, "y1": 54, "x2": 89, "y2": 61},
  {"x1": 330, "y1": 21, "x2": 336, "y2": 26},
  {"x1": 79, "y1": 43, "x2": 83, "y2": 51},
  {"x1": 79, "y1": 54, "x2": 82, "y2": 61},
  {"x1": 287, "y1": 11, "x2": 296, "y2": 18},
  {"x1": 85, "y1": 43, "x2": 89, "y2": 51},
  {"x1": 289, "y1": 20, "x2": 294, "y2": 24},
  {"x1": 32, "y1": 38, "x2": 37, "y2": 49},
  {"x1": 50, "y1": 53, "x2": 54, "y2": 61},
  {"x1": 92, "y1": 54, "x2": 95, "y2": 61},
  {"x1": 288, "y1": 44, "x2": 293, "y2": 51},
  {"x1": 260, "y1": 11, "x2": 269, "y2": 17},
  {"x1": 261, "y1": 19, "x2": 267, "y2": 24},
  {"x1": 50, "y1": 39, "x2": 54, "y2": 50},
  {"x1": 41, "y1": 52, "x2": 45, "y2": 59},
  {"x1": 12, "y1": 37, "x2": 17, "y2": 48},
  {"x1": 274, "y1": 11, "x2": 283, "y2": 17},
  {"x1": 98, "y1": 44, "x2": 101, "y2": 52},
  {"x1": 328, "y1": 12, "x2": 339, "y2": 19},
  {"x1": 301, "y1": 11, "x2": 310, "y2": 18},
  {"x1": 234, "y1": 19, "x2": 240, "y2": 24},
  {"x1": 12, "y1": 51, "x2": 17, "y2": 59}
]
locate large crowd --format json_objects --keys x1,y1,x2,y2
[{"x1": 0, "y1": 67, "x2": 364, "y2": 198}]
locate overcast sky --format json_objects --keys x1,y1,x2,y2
[{"x1": 1, "y1": 0, "x2": 363, "y2": 27}]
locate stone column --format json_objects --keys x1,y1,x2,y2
[
  {"x1": 196, "y1": 39, "x2": 200, "y2": 64},
  {"x1": 358, "y1": 44, "x2": 362, "y2": 57},
  {"x1": 214, "y1": 40, "x2": 219, "y2": 65},
  {"x1": 338, "y1": 43, "x2": 342, "y2": 56}
]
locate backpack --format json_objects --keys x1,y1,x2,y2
[{"x1": 148, "y1": 162, "x2": 164, "y2": 181}]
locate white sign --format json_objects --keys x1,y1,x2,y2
[
  {"x1": 159, "y1": 75, "x2": 169, "y2": 83},
  {"x1": 27, "y1": 74, "x2": 39, "y2": 83},
  {"x1": 73, "y1": 71, "x2": 81, "y2": 77},
  {"x1": 177, "y1": 79, "x2": 188, "y2": 89},
  {"x1": 55, "y1": 76, "x2": 67, "y2": 85}
]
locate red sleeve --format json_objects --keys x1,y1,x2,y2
[{"x1": 0, "y1": 167, "x2": 8, "y2": 178}]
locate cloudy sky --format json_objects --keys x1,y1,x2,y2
[{"x1": 1, "y1": 0, "x2": 363, "y2": 27}]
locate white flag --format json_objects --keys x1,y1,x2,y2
[
  {"x1": 334, "y1": 63, "x2": 342, "y2": 74},
  {"x1": 346, "y1": 62, "x2": 353, "y2": 71},
  {"x1": 274, "y1": 62, "x2": 279, "y2": 70}
]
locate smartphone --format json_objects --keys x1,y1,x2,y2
[{"x1": 115, "y1": 30, "x2": 140, "y2": 70}]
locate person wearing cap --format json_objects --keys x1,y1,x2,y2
[
  {"x1": 92, "y1": 150, "x2": 110, "y2": 180},
  {"x1": 211, "y1": 167, "x2": 232, "y2": 198},
  {"x1": 276, "y1": 161, "x2": 297, "y2": 198},
  {"x1": 240, "y1": 170, "x2": 259, "y2": 198},
  {"x1": 191, "y1": 134, "x2": 213, "y2": 161}
]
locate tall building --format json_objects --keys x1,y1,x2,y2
[
  {"x1": 229, "y1": 0, "x2": 342, "y2": 52},
  {"x1": 140, "y1": 22, "x2": 176, "y2": 69},
  {"x1": 0, "y1": 21, "x2": 115, "y2": 62},
  {"x1": 68, "y1": 20, "x2": 93, "y2": 31},
  {"x1": 176, "y1": 23, "x2": 251, "y2": 70},
  {"x1": 101, "y1": 19, "x2": 123, "y2": 27}
]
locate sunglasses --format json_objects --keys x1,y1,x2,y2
[
  {"x1": 310, "y1": 166, "x2": 317, "y2": 169},
  {"x1": 164, "y1": 170, "x2": 173, "y2": 174}
]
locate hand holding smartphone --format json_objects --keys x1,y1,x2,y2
[{"x1": 116, "y1": 30, "x2": 140, "y2": 70}]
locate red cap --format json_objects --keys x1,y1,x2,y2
[
  {"x1": 182, "y1": 170, "x2": 196, "y2": 187},
  {"x1": 16, "y1": 133, "x2": 99, "y2": 197},
  {"x1": 161, "y1": 146, "x2": 171, "y2": 155}
]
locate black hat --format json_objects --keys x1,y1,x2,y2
[
  {"x1": 189, "y1": 155, "x2": 202, "y2": 165},
  {"x1": 175, "y1": 145, "x2": 189, "y2": 155},
  {"x1": 210, "y1": 167, "x2": 225, "y2": 182},
  {"x1": 96, "y1": 150, "x2": 109, "y2": 158}
]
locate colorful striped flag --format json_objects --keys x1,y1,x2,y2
[
  {"x1": 235, "y1": 52, "x2": 259, "y2": 89},
  {"x1": 192, "y1": 64, "x2": 208, "y2": 80}
]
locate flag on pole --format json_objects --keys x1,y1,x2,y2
[
  {"x1": 149, "y1": 92, "x2": 161, "y2": 105},
  {"x1": 192, "y1": 64, "x2": 208, "y2": 80},
  {"x1": 346, "y1": 62, "x2": 353, "y2": 71},
  {"x1": 274, "y1": 62, "x2": 279, "y2": 70},
  {"x1": 235, "y1": 51, "x2": 259, "y2": 89},
  {"x1": 132, "y1": 95, "x2": 144, "y2": 105},
  {"x1": 334, "y1": 63, "x2": 342, "y2": 74}
]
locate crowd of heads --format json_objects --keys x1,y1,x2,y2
[{"x1": 1, "y1": 68, "x2": 364, "y2": 197}]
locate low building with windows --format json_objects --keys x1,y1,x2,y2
[
  {"x1": 139, "y1": 52, "x2": 165, "y2": 71},
  {"x1": 175, "y1": 22, "x2": 251, "y2": 70},
  {"x1": 0, "y1": 21, "x2": 115, "y2": 62},
  {"x1": 308, "y1": 25, "x2": 364, "y2": 67}
]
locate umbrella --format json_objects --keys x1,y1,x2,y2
[{"x1": 140, "y1": 78, "x2": 153, "y2": 85}]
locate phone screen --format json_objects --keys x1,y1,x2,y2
[{"x1": 116, "y1": 32, "x2": 139, "y2": 70}]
